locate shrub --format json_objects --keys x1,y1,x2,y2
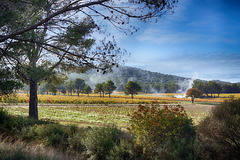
[
  {"x1": 107, "y1": 139, "x2": 138, "y2": 160},
  {"x1": 67, "y1": 128, "x2": 87, "y2": 154},
  {"x1": 0, "y1": 107, "x2": 10, "y2": 124},
  {"x1": 196, "y1": 99, "x2": 240, "y2": 160},
  {"x1": 129, "y1": 105, "x2": 196, "y2": 158},
  {"x1": 32, "y1": 123, "x2": 68, "y2": 148},
  {"x1": 0, "y1": 108, "x2": 48, "y2": 134},
  {"x1": 82, "y1": 125, "x2": 121, "y2": 160}
]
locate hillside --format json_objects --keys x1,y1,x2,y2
[{"x1": 69, "y1": 66, "x2": 190, "y2": 93}]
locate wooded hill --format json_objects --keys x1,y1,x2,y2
[{"x1": 69, "y1": 66, "x2": 189, "y2": 93}]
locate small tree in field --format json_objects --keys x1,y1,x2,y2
[
  {"x1": 104, "y1": 80, "x2": 116, "y2": 98},
  {"x1": 94, "y1": 83, "x2": 104, "y2": 97},
  {"x1": 66, "y1": 80, "x2": 75, "y2": 96},
  {"x1": 84, "y1": 85, "x2": 92, "y2": 96},
  {"x1": 74, "y1": 78, "x2": 86, "y2": 96},
  {"x1": 125, "y1": 81, "x2": 141, "y2": 99},
  {"x1": 61, "y1": 88, "x2": 66, "y2": 95},
  {"x1": 186, "y1": 88, "x2": 202, "y2": 98}
]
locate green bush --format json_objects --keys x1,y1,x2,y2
[
  {"x1": 0, "y1": 107, "x2": 10, "y2": 124},
  {"x1": 107, "y1": 139, "x2": 138, "y2": 160},
  {"x1": 0, "y1": 108, "x2": 48, "y2": 134},
  {"x1": 196, "y1": 99, "x2": 240, "y2": 160},
  {"x1": 129, "y1": 105, "x2": 196, "y2": 158},
  {"x1": 32, "y1": 123, "x2": 68, "y2": 148},
  {"x1": 156, "y1": 137, "x2": 196, "y2": 160},
  {"x1": 67, "y1": 129, "x2": 87, "y2": 154},
  {"x1": 82, "y1": 125, "x2": 121, "y2": 160}
]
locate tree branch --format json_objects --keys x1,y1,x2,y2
[{"x1": 0, "y1": 0, "x2": 109, "y2": 42}]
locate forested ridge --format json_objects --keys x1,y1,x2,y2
[
  {"x1": 70, "y1": 66, "x2": 189, "y2": 93},
  {"x1": 69, "y1": 66, "x2": 239, "y2": 94}
]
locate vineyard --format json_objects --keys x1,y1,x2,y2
[
  {"x1": 3, "y1": 103, "x2": 212, "y2": 129},
  {"x1": 1, "y1": 93, "x2": 239, "y2": 128},
  {"x1": 1, "y1": 92, "x2": 239, "y2": 104},
  {"x1": 1, "y1": 93, "x2": 239, "y2": 159}
]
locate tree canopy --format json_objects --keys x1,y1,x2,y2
[
  {"x1": 186, "y1": 88, "x2": 202, "y2": 98},
  {"x1": 94, "y1": 83, "x2": 104, "y2": 97},
  {"x1": 74, "y1": 78, "x2": 86, "y2": 96},
  {"x1": 125, "y1": 81, "x2": 141, "y2": 99},
  {"x1": 0, "y1": 0, "x2": 178, "y2": 119},
  {"x1": 103, "y1": 80, "x2": 116, "y2": 98},
  {"x1": 0, "y1": 67, "x2": 22, "y2": 96}
]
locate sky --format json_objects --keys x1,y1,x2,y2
[{"x1": 113, "y1": 0, "x2": 240, "y2": 83}]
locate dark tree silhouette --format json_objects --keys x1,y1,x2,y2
[{"x1": 125, "y1": 81, "x2": 141, "y2": 99}]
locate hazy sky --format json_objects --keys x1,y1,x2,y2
[{"x1": 114, "y1": 0, "x2": 240, "y2": 83}]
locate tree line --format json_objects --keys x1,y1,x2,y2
[
  {"x1": 193, "y1": 80, "x2": 240, "y2": 97},
  {"x1": 37, "y1": 78, "x2": 143, "y2": 99},
  {"x1": 28, "y1": 78, "x2": 240, "y2": 99}
]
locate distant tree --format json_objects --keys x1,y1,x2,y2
[
  {"x1": 84, "y1": 85, "x2": 92, "y2": 96},
  {"x1": 41, "y1": 73, "x2": 67, "y2": 95},
  {"x1": 153, "y1": 84, "x2": 162, "y2": 93},
  {"x1": 103, "y1": 80, "x2": 116, "y2": 98},
  {"x1": 207, "y1": 81, "x2": 223, "y2": 97},
  {"x1": 125, "y1": 81, "x2": 141, "y2": 99},
  {"x1": 101, "y1": 82, "x2": 106, "y2": 98},
  {"x1": 38, "y1": 84, "x2": 47, "y2": 95},
  {"x1": 56, "y1": 84, "x2": 65, "y2": 95},
  {"x1": 203, "y1": 83, "x2": 210, "y2": 97},
  {"x1": 193, "y1": 81, "x2": 205, "y2": 92},
  {"x1": 61, "y1": 87, "x2": 67, "y2": 95},
  {"x1": 208, "y1": 81, "x2": 217, "y2": 97},
  {"x1": 186, "y1": 88, "x2": 202, "y2": 98},
  {"x1": 94, "y1": 83, "x2": 104, "y2": 97},
  {"x1": 164, "y1": 82, "x2": 179, "y2": 93},
  {"x1": 215, "y1": 83, "x2": 222, "y2": 97},
  {"x1": 0, "y1": 67, "x2": 22, "y2": 96},
  {"x1": 66, "y1": 80, "x2": 74, "y2": 96},
  {"x1": 231, "y1": 83, "x2": 240, "y2": 93},
  {"x1": 222, "y1": 84, "x2": 232, "y2": 93},
  {"x1": 74, "y1": 78, "x2": 86, "y2": 96}
]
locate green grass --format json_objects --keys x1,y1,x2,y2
[
  {"x1": 4, "y1": 106, "x2": 137, "y2": 128},
  {"x1": 3, "y1": 103, "x2": 213, "y2": 128}
]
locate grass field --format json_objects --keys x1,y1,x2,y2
[{"x1": 2, "y1": 103, "x2": 214, "y2": 129}]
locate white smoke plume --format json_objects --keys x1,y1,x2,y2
[{"x1": 174, "y1": 73, "x2": 198, "y2": 98}]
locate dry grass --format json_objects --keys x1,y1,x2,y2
[{"x1": 0, "y1": 138, "x2": 78, "y2": 160}]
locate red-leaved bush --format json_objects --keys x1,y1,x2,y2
[{"x1": 129, "y1": 104, "x2": 195, "y2": 157}]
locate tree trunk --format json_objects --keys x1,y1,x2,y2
[
  {"x1": 131, "y1": 94, "x2": 133, "y2": 99},
  {"x1": 29, "y1": 81, "x2": 38, "y2": 119},
  {"x1": 109, "y1": 93, "x2": 110, "y2": 98}
]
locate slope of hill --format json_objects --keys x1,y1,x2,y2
[{"x1": 69, "y1": 66, "x2": 190, "y2": 93}]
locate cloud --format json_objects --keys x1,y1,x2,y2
[{"x1": 136, "y1": 29, "x2": 199, "y2": 44}]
